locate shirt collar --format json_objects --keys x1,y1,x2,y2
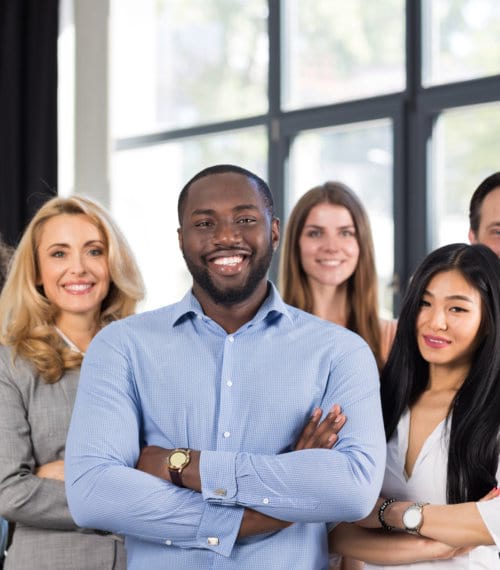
[{"x1": 172, "y1": 281, "x2": 293, "y2": 328}]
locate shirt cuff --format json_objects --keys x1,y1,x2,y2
[
  {"x1": 200, "y1": 450, "x2": 238, "y2": 503},
  {"x1": 196, "y1": 502, "x2": 244, "y2": 557}
]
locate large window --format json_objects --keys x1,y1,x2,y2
[
  {"x1": 282, "y1": 0, "x2": 405, "y2": 109},
  {"x1": 108, "y1": 0, "x2": 500, "y2": 311}
]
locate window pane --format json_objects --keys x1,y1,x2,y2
[
  {"x1": 111, "y1": 127, "x2": 267, "y2": 310},
  {"x1": 282, "y1": 0, "x2": 405, "y2": 110},
  {"x1": 288, "y1": 120, "x2": 394, "y2": 315},
  {"x1": 422, "y1": 0, "x2": 500, "y2": 86},
  {"x1": 111, "y1": 0, "x2": 268, "y2": 138},
  {"x1": 430, "y1": 102, "x2": 500, "y2": 248}
]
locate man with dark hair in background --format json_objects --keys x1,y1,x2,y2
[{"x1": 468, "y1": 171, "x2": 500, "y2": 257}]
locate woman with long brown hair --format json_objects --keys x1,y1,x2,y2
[
  {"x1": 0, "y1": 196, "x2": 144, "y2": 569},
  {"x1": 280, "y1": 181, "x2": 395, "y2": 370}
]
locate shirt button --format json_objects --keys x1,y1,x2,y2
[
  {"x1": 196, "y1": 315, "x2": 202, "y2": 320},
  {"x1": 165, "y1": 539, "x2": 172, "y2": 546},
  {"x1": 226, "y1": 380, "x2": 233, "y2": 387},
  {"x1": 263, "y1": 497, "x2": 270, "y2": 504},
  {"x1": 228, "y1": 335, "x2": 234, "y2": 343},
  {"x1": 207, "y1": 537, "x2": 219, "y2": 546},
  {"x1": 214, "y1": 488, "x2": 227, "y2": 496},
  {"x1": 223, "y1": 431, "x2": 231, "y2": 438}
]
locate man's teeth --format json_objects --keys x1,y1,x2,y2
[
  {"x1": 213, "y1": 256, "x2": 243, "y2": 266},
  {"x1": 64, "y1": 284, "x2": 92, "y2": 291}
]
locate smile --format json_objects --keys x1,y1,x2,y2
[
  {"x1": 63, "y1": 283, "x2": 94, "y2": 294},
  {"x1": 212, "y1": 255, "x2": 244, "y2": 266},
  {"x1": 317, "y1": 259, "x2": 342, "y2": 267},
  {"x1": 423, "y1": 335, "x2": 451, "y2": 348},
  {"x1": 206, "y1": 250, "x2": 251, "y2": 276}
]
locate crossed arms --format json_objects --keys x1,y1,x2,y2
[{"x1": 65, "y1": 333, "x2": 386, "y2": 557}]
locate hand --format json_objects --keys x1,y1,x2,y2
[
  {"x1": 479, "y1": 487, "x2": 500, "y2": 502},
  {"x1": 35, "y1": 459, "x2": 65, "y2": 481},
  {"x1": 294, "y1": 404, "x2": 346, "y2": 451}
]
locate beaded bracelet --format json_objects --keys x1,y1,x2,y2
[{"x1": 378, "y1": 497, "x2": 397, "y2": 531}]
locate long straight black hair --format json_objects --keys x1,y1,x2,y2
[{"x1": 381, "y1": 243, "x2": 500, "y2": 503}]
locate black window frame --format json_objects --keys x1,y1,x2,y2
[{"x1": 113, "y1": 0, "x2": 500, "y2": 313}]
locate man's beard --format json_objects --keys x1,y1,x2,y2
[{"x1": 183, "y1": 242, "x2": 273, "y2": 306}]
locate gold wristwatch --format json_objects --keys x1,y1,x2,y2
[{"x1": 167, "y1": 448, "x2": 191, "y2": 488}]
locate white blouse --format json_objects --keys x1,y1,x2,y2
[{"x1": 364, "y1": 409, "x2": 500, "y2": 569}]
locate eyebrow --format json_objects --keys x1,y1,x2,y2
[
  {"x1": 45, "y1": 239, "x2": 105, "y2": 250},
  {"x1": 191, "y1": 204, "x2": 259, "y2": 217},
  {"x1": 304, "y1": 224, "x2": 355, "y2": 230},
  {"x1": 423, "y1": 290, "x2": 475, "y2": 303}
]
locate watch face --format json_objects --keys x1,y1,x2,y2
[
  {"x1": 403, "y1": 506, "x2": 422, "y2": 530},
  {"x1": 169, "y1": 451, "x2": 188, "y2": 469}
]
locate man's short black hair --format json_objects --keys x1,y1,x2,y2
[
  {"x1": 177, "y1": 164, "x2": 274, "y2": 224},
  {"x1": 469, "y1": 171, "x2": 500, "y2": 234}
]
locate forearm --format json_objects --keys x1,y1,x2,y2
[
  {"x1": 384, "y1": 501, "x2": 495, "y2": 547},
  {"x1": 0, "y1": 475, "x2": 77, "y2": 530},
  {"x1": 238, "y1": 508, "x2": 292, "y2": 537},
  {"x1": 66, "y1": 446, "x2": 248, "y2": 557},
  {"x1": 200, "y1": 443, "x2": 384, "y2": 524},
  {"x1": 0, "y1": 374, "x2": 77, "y2": 529},
  {"x1": 339, "y1": 556, "x2": 364, "y2": 570},
  {"x1": 329, "y1": 523, "x2": 462, "y2": 565},
  {"x1": 136, "y1": 446, "x2": 291, "y2": 537}
]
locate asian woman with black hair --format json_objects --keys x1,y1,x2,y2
[{"x1": 329, "y1": 243, "x2": 500, "y2": 568}]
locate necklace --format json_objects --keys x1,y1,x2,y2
[{"x1": 54, "y1": 326, "x2": 86, "y2": 356}]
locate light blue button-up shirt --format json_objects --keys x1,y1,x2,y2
[{"x1": 66, "y1": 283, "x2": 385, "y2": 570}]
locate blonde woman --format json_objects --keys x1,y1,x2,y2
[
  {"x1": 280, "y1": 182, "x2": 395, "y2": 371},
  {"x1": 0, "y1": 196, "x2": 144, "y2": 569}
]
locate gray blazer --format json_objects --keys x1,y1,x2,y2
[{"x1": 0, "y1": 346, "x2": 126, "y2": 570}]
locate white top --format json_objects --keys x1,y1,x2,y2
[{"x1": 365, "y1": 409, "x2": 500, "y2": 569}]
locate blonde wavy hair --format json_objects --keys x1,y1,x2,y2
[
  {"x1": 0, "y1": 195, "x2": 145, "y2": 382},
  {"x1": 280, "y1": 182, "x2": 383, "y2": 370}
]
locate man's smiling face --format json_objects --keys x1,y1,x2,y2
[{"x1": 178, "y1": 172, "x2": 279, "y2": 306}]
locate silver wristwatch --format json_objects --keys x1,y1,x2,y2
[{"x1": 402, "y1": 502, "x2": 428, "y2": 535}]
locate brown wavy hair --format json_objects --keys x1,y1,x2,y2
[
  {"x1": 0, "y1": 195, "x2": 145, "y2": 382},
  {"x1": 279, "y1": 182, "x2": 383, "y2": 369}
]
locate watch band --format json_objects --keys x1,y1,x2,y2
[
  {"x1": 170, "y1": 468, "x2": 184, "y2": 488},
  {"x1": 378, "y1": 497, "x2": 397, "y2": 531}
]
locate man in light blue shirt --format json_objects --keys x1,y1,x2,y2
[{"x1": 65, "y1": 164, "x2": 386, "y2": 569}]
